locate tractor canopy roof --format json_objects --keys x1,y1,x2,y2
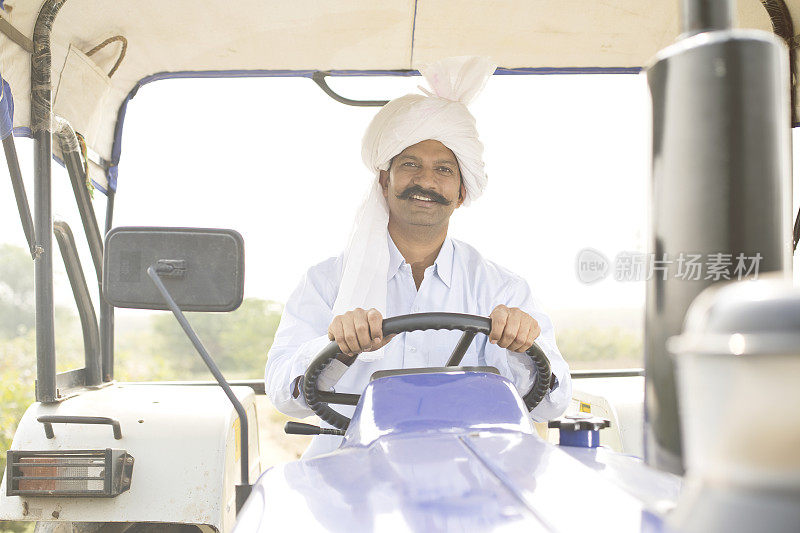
[{"x1": 0, "y1": 0, "x2": 789, "y2": 193}]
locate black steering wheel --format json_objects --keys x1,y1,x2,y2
[{"x1": 303, "y1": 312, "x2": 552, "y2": 431}]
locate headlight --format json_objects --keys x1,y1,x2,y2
[{"x1": 6, "y1": 449, "x2": 134, "y2": 497}]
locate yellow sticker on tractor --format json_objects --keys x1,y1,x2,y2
[
  {"x1": 579, "y1": 402, "x2": 592, "y2": 413},
  {"x1": 233, "y1": 417, "x2": 241, "y2": 462}
]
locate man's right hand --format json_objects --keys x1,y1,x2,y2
[{"x1": 327, "y1": 308, "x2": 393, "y2": 359}]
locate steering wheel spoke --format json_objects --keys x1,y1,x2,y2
[{"x1": 445, "y1": 329, "x2": 477, "y2": 366}]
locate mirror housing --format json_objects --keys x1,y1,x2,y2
[{"x1": 103, "y1": 227, "x2": 244, "y2": 312}]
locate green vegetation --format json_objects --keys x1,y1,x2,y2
[
  {"x1": 0, "y1": 245, "x2": 34, "y2": 339},
  {"x1": 0, "y1": 245, "x2": 39, "y2": 477},
  {"x1": 110, "y1": 298, "x2": 284, "y2": 382},
  {"x1": 146, "y1": 299, "x2": 283, "y2": 378},
  {"x1": 556, "y1": 327, "x2": 642, "y2": 369},
  {"x1": 0, "y1": 246, "x2": 37, "y2": 533},
  {"x1": 0, "y1": 517, "x2": 33, "y2": 532}
]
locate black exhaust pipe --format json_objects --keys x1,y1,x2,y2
[{"x1": 644, "y1": 0, "x2": 792, "y2": 473}]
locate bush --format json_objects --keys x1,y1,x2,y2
[
  {"x1": 556, "y1": 326, "x2": 642, "y2": 369},
  {"x1": 146, "y1": 298, "x2": 283, "y2": 379},
  {"x1": 0, "y1": 334, "x2": 36, "y2": 476}
]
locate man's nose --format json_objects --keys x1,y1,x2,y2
[{"x1": 412, "y1": 164, "x2": 438, "y2": 189}]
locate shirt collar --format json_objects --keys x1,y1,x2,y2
[
  {"x1": 434, "y1": 237, "x2": 454, "y2": 288},
  {"x1": 387, "y1": 233, "x2": 454, "y2": 288},
  {"x1": 388, "y1": 235, "x2": 405, "y2": 280}
]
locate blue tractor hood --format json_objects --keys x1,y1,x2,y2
[
  {"x1": 344, "y1": 371, "x2": 535, "y2": 447},
  {"x1": 237, "y1": 371, "x2": 681, "y2": 532}
]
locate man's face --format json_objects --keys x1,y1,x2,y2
[{"x1": 379, "y1": 140, "x2": 466, "y2": 231}]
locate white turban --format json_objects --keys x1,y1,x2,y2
[{"x1": 334, "y1": 56, "x2": 496, "y2": 360}]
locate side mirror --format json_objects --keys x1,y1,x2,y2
[
  {"x1": 102, "y1": 227, "x2": 244, "y2": 312},
  {"x1": 102, "y1": 226, "x2": 252, "y2": 508}
]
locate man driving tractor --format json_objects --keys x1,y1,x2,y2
[{"x1": 266, "y1": 56, "x2": 571, "y2": 457}]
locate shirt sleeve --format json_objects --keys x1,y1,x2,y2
[
  {"x1": 264, "y1": 260, "x2": 339, "y2": 418},
  {"x1": 482, "y1": 277, "x2": 572, "y2": 422}
]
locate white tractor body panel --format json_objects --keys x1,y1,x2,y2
[{"x1": 0, "y1": 383, "x2": 260, "y2": 532}]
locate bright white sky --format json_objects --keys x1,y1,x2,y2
[
  {"x1": 116, "y1": 73, "x2": 651, "y2": 312},
  {"x1": 1, "y1": 73, "x2": 798, "y2": 318}
]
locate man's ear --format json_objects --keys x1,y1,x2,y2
[
  {"x1": 457, "y1": 182, "x2": 466, "y2": 208},
  {"x1": 379, "y1": 169, "x2": 390, "y2": 198}
]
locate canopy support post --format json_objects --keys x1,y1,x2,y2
[
  {"x1": 102, "y1": 189, "x2": 115, "y2": 380},
  {"x1": 3, "y1": 135, "x2": 39, "y2": 258},
  {"x1": 53, "y1": 221, "x2": 102, "y2": 387},
  {"x1": 54, "y1": 118, "x2": 103, "y2": 279},
  {"x1": 31, "y1": 0, "x2": 69, "y2": 403}
]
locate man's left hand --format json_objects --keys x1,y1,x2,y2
[{"x1": 489, "y1": 305, "x2": 541, "y2": 352}]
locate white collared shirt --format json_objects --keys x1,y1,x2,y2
[{"x1": 265, "y1": 235, "x2": 572, "y2": 457}]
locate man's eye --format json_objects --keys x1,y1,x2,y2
[
  {"x1": 437, "y1": 167, "x2": 453, "y2": 173},
  {"x1": 402, "y1": 162, "x2": 418, "y2": 167}
]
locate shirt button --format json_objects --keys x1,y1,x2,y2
[{"x1": 409, "y1": 347, "x2": 417, "y2": 352}]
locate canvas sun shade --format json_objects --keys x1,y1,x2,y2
[{"x1": 0, "y1": 0, "x2": 790, "y2": 194}]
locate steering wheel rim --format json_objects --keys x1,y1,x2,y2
[{"x1": 303, "y1": 312, "x2": 552, "y2": 431}]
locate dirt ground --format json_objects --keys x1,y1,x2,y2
[{"x1": 255, "y1": 396, "x2": 315, "y2": 466}]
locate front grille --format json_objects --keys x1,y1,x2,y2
[{"x1": 7, "y1": 449, "x2": 134, "y2": 497}]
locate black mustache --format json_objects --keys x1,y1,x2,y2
[{"x1": 396, "y1": 186, "x2": 451, "y2": 205}]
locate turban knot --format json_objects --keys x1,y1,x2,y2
[{"x1": 361, "y1": 56, "x2": 495, "y2": 205}]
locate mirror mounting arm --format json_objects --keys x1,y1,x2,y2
[
  {"x1": 145, "y1": 264, "x2": 252, "y2": 511},
  {"x1": 154, "y1": 259, "x2": 186, "y2": 278}
]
